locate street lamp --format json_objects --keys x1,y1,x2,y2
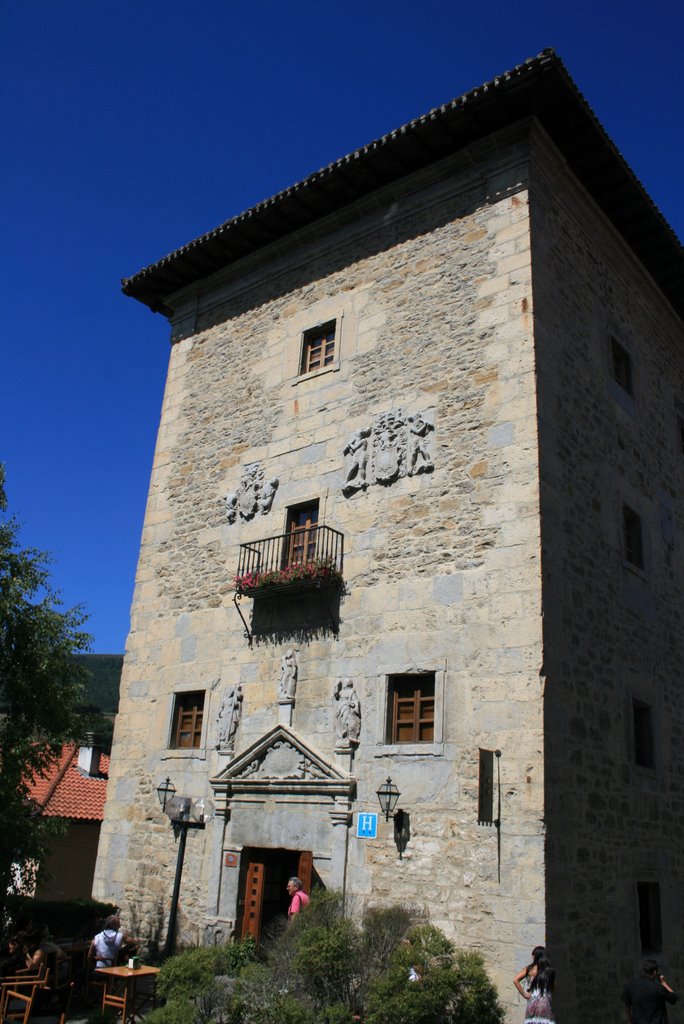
[
  {"x1": 156, "y1": 777, "x2": 176, "y2": 813},
  {"x1": 376, "y1": 776, "x2": 400, "y2": 821},
  {"x1": 157, "y1": 780, "x2": 213, "y2": 958}
]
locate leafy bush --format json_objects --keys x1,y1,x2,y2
[
  {"x1": 365, "y1": 925, "x2": 504, "y2": 1024},
  {"x1": 293, "y1": 917, "x2": 360, "y2": 1009},
  {"x1": 232, "y1": 895, "x2": 503, "y2": 1024},
  {"x1": 145, "y1": 939, "x2": 257, "y2": 1024}
]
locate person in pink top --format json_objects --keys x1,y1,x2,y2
[{"x1": 286, "y1": 877, "x2": 310, "y2": 919}]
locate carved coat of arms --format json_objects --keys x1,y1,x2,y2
[
  {"x1": 342, "y1": 409, "x2": 434, "y2": 495},
  {"x1": 226, "y1": 464, "x2": 279, "y2": 524}
]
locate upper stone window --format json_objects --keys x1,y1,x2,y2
[
  {"x1": 611, "y1": 336, "x2": 633, "y2": 397},
  {"x1": 386, "y1": 674, "x2": 435, "y2": 744},
  {"x1": 623, "y1": 504, "x2": 644, "y2": 569},
  {"x1": 171, "y1": 691, "x2": 205, "y2": 748},
  {"x1": 300, "y1": 321, "x2": 336, "y2": 376},
  {"x1": 633, "y1": 699, "x2": 655, "y2": 768},
  {"x1": 637, "y1": 881, "x2": 662, "y2": 952}
]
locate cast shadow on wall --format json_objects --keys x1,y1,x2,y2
[{"x1": 248, "y1": 588, "x2": 344, "y2": 647}]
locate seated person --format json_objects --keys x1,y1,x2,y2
[
  {"x1": 22, "y1": 926, "x2": 69, "y2": 989},
  {"x1": 0, "y1": 935, "x2": 26, "y2": 978},
  {"x1": 38, "y1": 924, "x2": 69, "y2": 984},
  {"x1": 89, "y1": 915, "x2": 138, "y2": 968},
  {"x1": 24, "y1": 930, "x2": 47, "y2": 973}
]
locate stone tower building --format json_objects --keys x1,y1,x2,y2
[{"x1": 94, "y1": 50, "x2": 684, "y2": 1023}]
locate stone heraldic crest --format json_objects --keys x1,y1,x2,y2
[
  {"x1": 342, "y1": 409, "x2": 434, "y2": 495},
  {"x1": 209, "y1": 725, "x2": 355, "y2": 817},
  {"x1": 225, "y1": 463, "x2": 279, "y2": 524}
]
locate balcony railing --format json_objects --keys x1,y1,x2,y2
[{"x1": 234, "y1": 525, "x2": 344, "y2": 597}]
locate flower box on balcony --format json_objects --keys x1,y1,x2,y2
[
  {"x1": 234, "y1": 559, "x2": 344, "y2": 597},
  {"x1": 234, "y1": 525, "x2": 345, "y2": 599}
]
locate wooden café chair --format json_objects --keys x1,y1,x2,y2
[
  {"x1": 0, "y1": 971, "x2": 46, "y2": 1018},
  {"x1": 102, "y1": 986, "x2": 129, "y2": 1022},
  {"x1": 28, "y1": 981, "x2": 75, "y2": 1024},
  {"x1": 0, "y1": 987, "x2": 36, "y2": 1024}
]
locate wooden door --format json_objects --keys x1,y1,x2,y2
[
  {"x1": 286, "y1": 506, "x2": 319, "y2": 565},
  {"x1": 297, "y1": 850, "x2": 313, "y2": 893},
  {"x1": 241, "y1": 860, "x2": 265, "y2": 942}
]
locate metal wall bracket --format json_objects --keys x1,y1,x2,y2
[{"x1": 233, "y1": 591, "x2": 253, "y2": 647}]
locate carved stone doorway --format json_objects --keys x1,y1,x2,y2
[{"x1": 239, "y1": 847, "x2": 316, "y2": 944}]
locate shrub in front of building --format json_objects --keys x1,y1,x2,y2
[{"x1": 235, "y1": 893, "x2": 503, "y2": 1024}]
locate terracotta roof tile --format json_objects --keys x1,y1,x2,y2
[{"x1": 28, "y1": 744, "x2": 110, "y2": 821}]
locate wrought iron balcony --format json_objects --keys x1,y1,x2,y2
[{"x1": 234, "y1": 525, "x2": 344, "y2": 598}]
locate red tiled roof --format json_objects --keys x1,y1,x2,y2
[{"x1": 28, "y1": 744, "x2": 110, "y2": 821}]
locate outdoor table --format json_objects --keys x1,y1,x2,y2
[{"x1": 95, "y1": 965, "x2": 159, "y2": 1024}]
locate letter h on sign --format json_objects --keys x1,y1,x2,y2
[{"x1": 356, "y1": 813, "x2": 378, "y2": 839}]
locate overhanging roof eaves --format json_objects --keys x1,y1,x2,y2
[{"x1": 122, "y1": 49, "x2": 684, "y2": 320}]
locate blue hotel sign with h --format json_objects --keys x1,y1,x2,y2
[{"x1": 356, "y1": 812, "x2": 378, "y2": 839}]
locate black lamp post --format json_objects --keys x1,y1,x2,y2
[
  {"x1": 376, "y1": 776, "x2": 400, "y2": 821},
  {"x1": 157, "y1": 781, "x2": 213, "y2": 959}
]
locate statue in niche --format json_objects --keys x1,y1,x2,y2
[
  {"x1": 225, "y1": 464, "x2": 279, "y2": 523},
  {"x1": 333, "y1": 678, "x2": 361, "y2": 747},
  {"x1": 342, "y1": 428, "x2": 371, "y2": 495},
  {"x1": 278, "y1": 649, "x2": 298, "y2": 701},
  {"x1": 216, "y1": 684, "x2": 243, "y2": 750},
  {"x1": 259, "y1": 477, "x2": 279, "y2": 515},
  {"x1": 407, "y1": 413, "x2": 434, "y2": 475}
]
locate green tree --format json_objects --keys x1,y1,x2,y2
[{"x1": 0, "y1": 464, "x2": 91, "y2": 907}]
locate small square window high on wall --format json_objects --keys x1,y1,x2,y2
[
  {"x1": 611, "y1": 337, "x2": 633, "y2": 396},
  {"x1": 300, "y1": 321, "x2": 336, "y2": 375},
  {"x1": 171, "y1": 691, "x2": 205, "y2": 748}
]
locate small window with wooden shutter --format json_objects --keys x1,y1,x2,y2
[
  {"x1": 171, "y1": 691, "x2": 205, "y2": 748},
  {"x1": 300, "y1": 321, "x2": 336, "y2": 375},
  {"x1": 386, "y1": 674, "x2": 435, "y2": 744}
]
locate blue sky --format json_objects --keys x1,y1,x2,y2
[{"x1": 2, "y1": 1, "x2": 683, "y2": 653}]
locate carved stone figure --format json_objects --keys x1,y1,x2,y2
[
  {"x1": 333, "y1": 678, "x2": 361, "y2": 747},
  {"x1": 259, "y1": 477, "x2": 279, "y2": 515},
  {"x1": 407, "y1": 413, "x2": 434, "y2": 475},
  {"x1": 237, "y1": 465, "x2": 260, "y2": 519},
  {"x1": 278, "y1": 649, "x2": 298, "y2": 701},
  {"x1": 216, "y1": 684, "x2": 243, "y2": 750},
  {"x1": 225, "y1": 464, "x2": 279, "y2": 523},
  {"x1": 225, "y1": 492, "x2": 238, "y2": 524},
  {"x1": 342, "y1": 429, "x2": 370, "y2": 495}
]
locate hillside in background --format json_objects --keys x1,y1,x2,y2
[{"x1": 74, "y1": 654, "x2": 123, "y2": 713}]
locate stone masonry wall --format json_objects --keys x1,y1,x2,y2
[
  {"x1": 531, "y1": 127, "x2": 684, "y2": 1023},
  {"x1": 95, "y1": 133, "x2": 545, "y2": 1019}
]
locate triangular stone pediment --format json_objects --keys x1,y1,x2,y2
[{"x1": 211, "y1": 725, "x2": 350, "y2": 786}]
